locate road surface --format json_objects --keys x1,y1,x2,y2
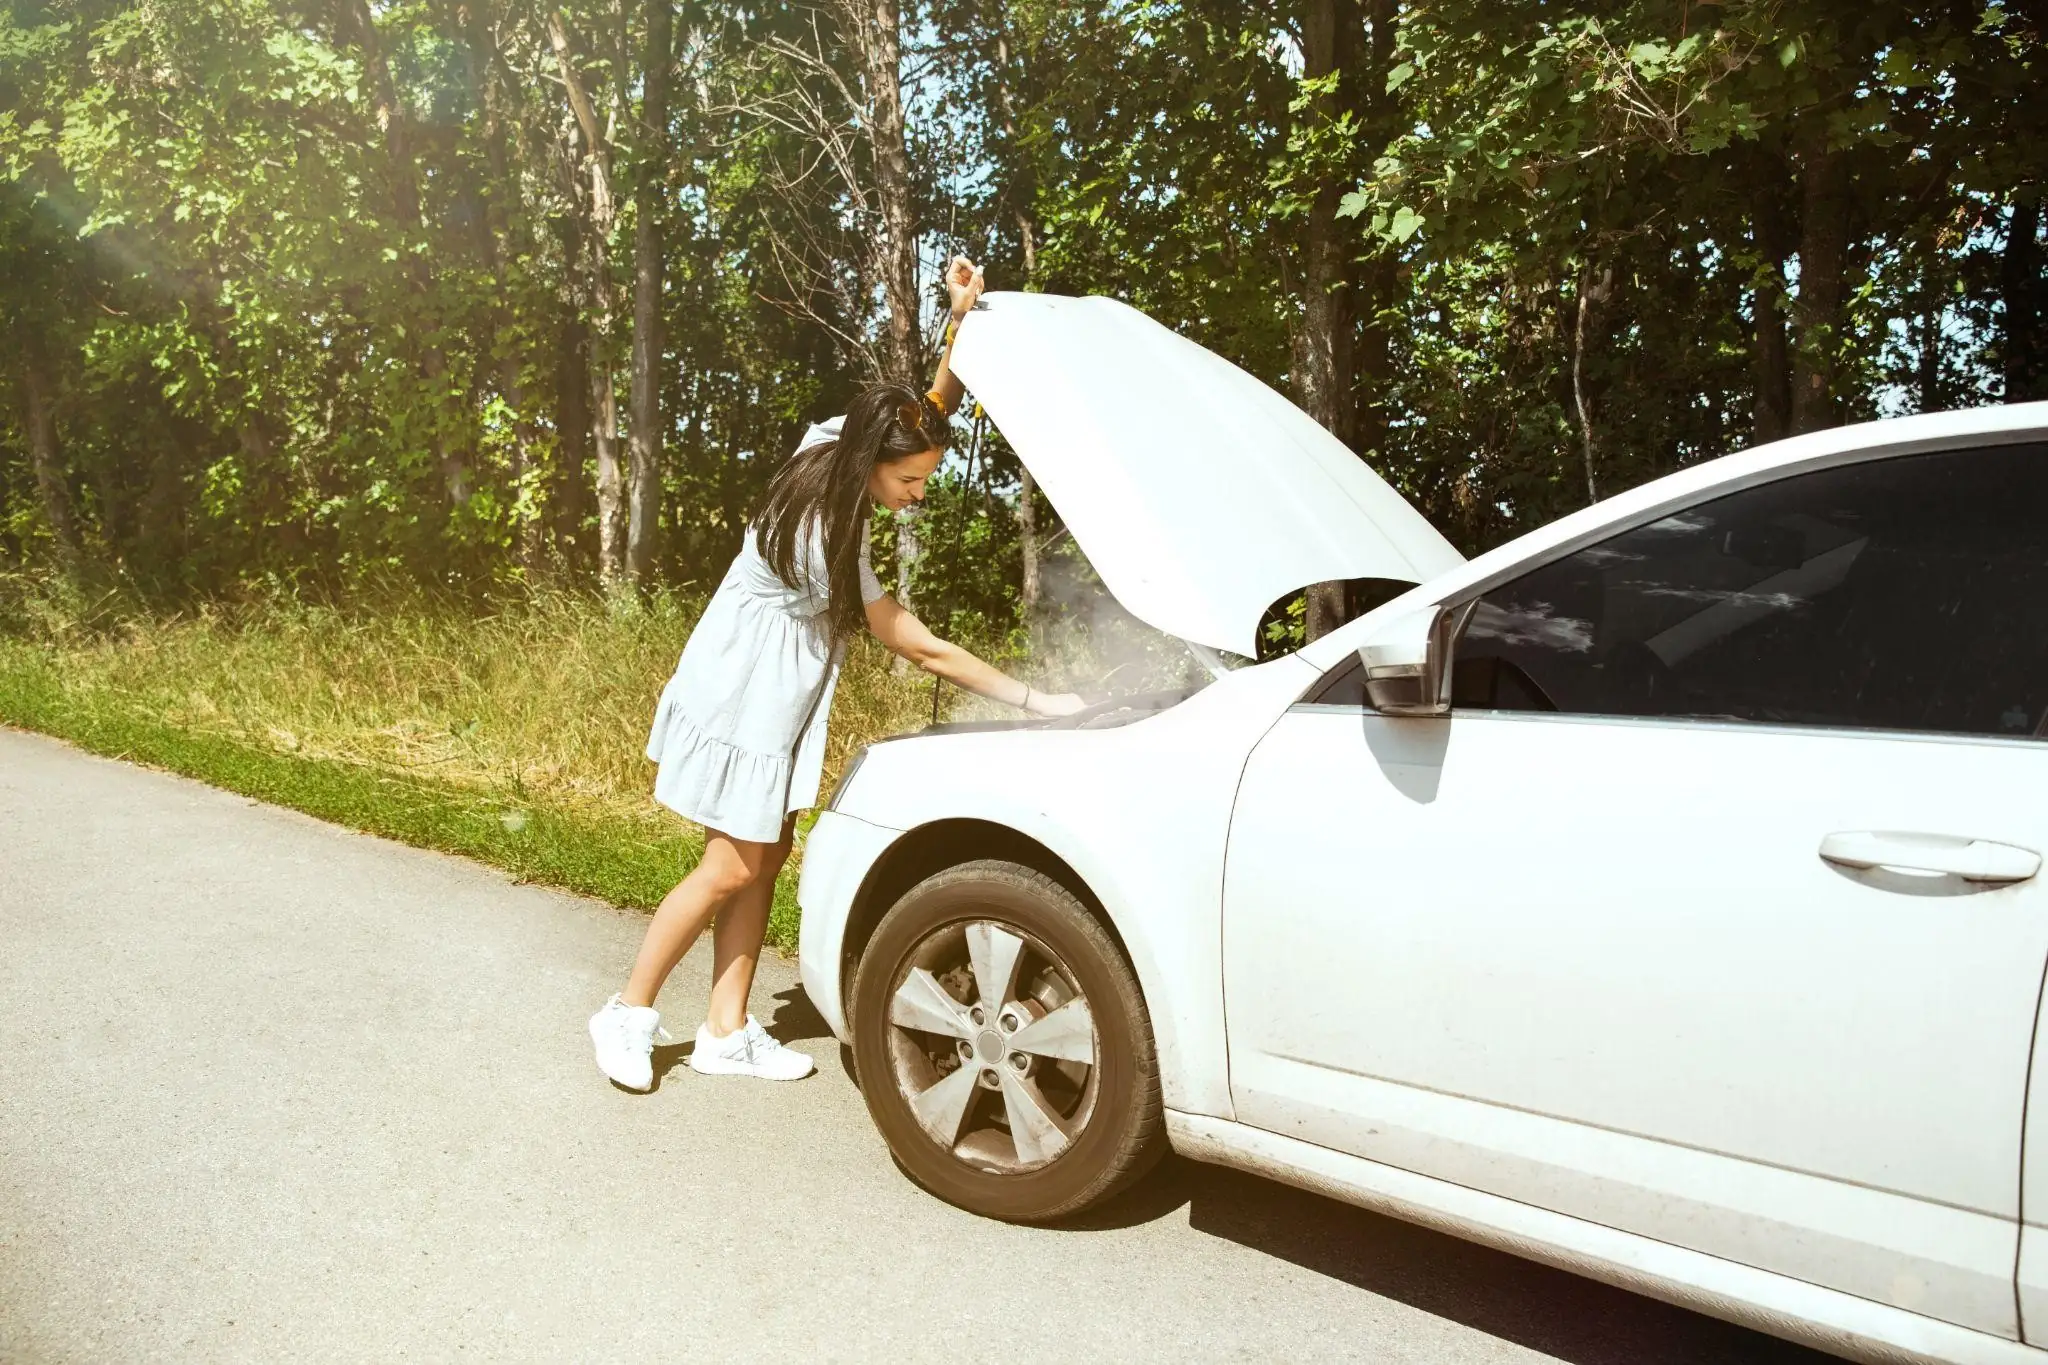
[{"x1": 0, "y1": 726, "x2": 1827, "y2": 1363}]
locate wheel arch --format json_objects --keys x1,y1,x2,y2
[{"x1": 838, "y1": 818, "x2": 1134, "y2": 1032}]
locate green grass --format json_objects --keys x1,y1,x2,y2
[
  {"x1": 0, "y1": 571, "x2": 1135, "y2": 953},
  {"x1": 0, "y1": 574, "x2": 1011, "y2": 951},
  {"x1": 0, "y1": 607, "x2": 817, "y2": 947}
]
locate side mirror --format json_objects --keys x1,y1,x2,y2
[{"x1": 1357, "y1": 602, "x2": 1473, "y2": 716}]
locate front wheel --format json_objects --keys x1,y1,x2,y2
[{"x1": 849, "y1": 859, "x2": 1164, "y2": 1222}]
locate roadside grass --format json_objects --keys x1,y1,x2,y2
[{"x1": 0, "y1": 577, "x2": 952, "y2": 952}]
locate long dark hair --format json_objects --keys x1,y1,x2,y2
[{"x1": 756, "y1": 381, "x2": 950, "y2": 642}]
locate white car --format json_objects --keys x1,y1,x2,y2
[{"x1": 798, "y1": 292, "x2": 2048, "y2": 1365}]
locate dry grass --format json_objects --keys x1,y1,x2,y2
[
  {"x1": 0, "y1": 576, "x2": 990, "y2": 950},
  {"x1": 3, "y1": 579, "x2": 957, "y2": 838},
  {"x1": 0, "y1": 569, "x2": 1206, "y2": 956}
]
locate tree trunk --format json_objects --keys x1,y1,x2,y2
[
  {"x1": 349, "y1": 0, "x2": 470, "y2": 505},
  {"x1": 1751, "y1": 291, "x2": 1793, "y2": 443},
  {"x1": 554, "y1": 299, "x2": 593, "y2": 569},
  {"x1": 21, "y1": 349, "x2": 82, "y2": 563},
  {"x1": 2003, "y1": 189, "x2": 2044, "y2": 403},
  {"x1": 626, "y1": 0, "x2": 672, "y2": 584},
  {"x1": 1571, "y1": 260, "x2": 1614, "y2": 505},
  {"x1": 352, "y1": 0, "x2": 419, "y2": 228},
  {"x1": 1747, "y1": 146, "x2": 1794, "y2": 445},
  {"x1": 1016, "y1": 464, "x2": 1039, "y2": 618},
  {"x1": 1918, "y1": 300, "x2": 1943, "y2": 414},
  {"x1": 1351, "y1": 0, "x2": 1399, "y2": 461},
  {"x1": 1289, "y1": 0, "x2": 1356, "y2": 451},
  {"x1": 590, "y1": 325, "x2": 625, "y2": 585},
  {"x1": 992, "y1": 23, "x2": 1037, "y2": 281},
  {"x1": 849, "y1": 0, "x2": 921, "y2": 384},
  {"x1": 503, "y1": 360, "x2": 543, "y2": 569},
  {"x1": 1790, "y1": 126, "x2": 1850, "y2": 434},
  {"x1": 92, "y1": 460, "x2": 123, "y2": 554},
  {"x1": 464, "y1": 1, "x2": 543, "y2": 569},
  {"x1": 1294, "y1": 0, "x2": 1360, "y2": 641},
  {"x1": 138, "y1": 438, "x2": 186, "y2": 576},
  {"x1": 188, "y1": 297, "x2": 295, "y2": 547},
  {"x1": 839, "y1": 0, "x2": 922, "y2": 632},
  {"x1": 991, "y1": 17, "x2": 1039, "y2": 615},
  {"x1": 550, "y1": 10, "x2": 627, "y2": 584}
]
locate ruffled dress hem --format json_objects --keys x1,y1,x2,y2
[{"x1": 645, "y1": 698, "x2": 798, "y2": 845}]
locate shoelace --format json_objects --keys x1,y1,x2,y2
[
  {"x1": 608, "y1": 1001, "x2": 670, "y2": 1052},
  {"x1": 623, "y1": 1016, "x2": 671, "y2": 1051},
  {"x1": 739, "y1": 1019, "x2": 779, "y2": 1062}
]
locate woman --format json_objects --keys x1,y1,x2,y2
[{"x1": 589, "y1": 257, "x2": 1083, "y2": 1089}]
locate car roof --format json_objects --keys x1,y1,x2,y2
[
  {"x1": 1446, "y1": 401, "x2": 2048, "y2": 603},
  {"x1": 1297, "y1": 400, "x2": 2048, "y2": 671}
]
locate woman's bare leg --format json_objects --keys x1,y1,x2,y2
[
  {"x1": 620, "y1": 827, "x2": 780, "y2": 1010},
  {"x1": 705, "y1": 819, "x2": 795, "y2": 1035}
]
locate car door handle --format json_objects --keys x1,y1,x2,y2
[{"x1": 1819, "y1": 831, "x2": 2042, "y2": 884}]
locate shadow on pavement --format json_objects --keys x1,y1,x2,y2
[
  {"x1": 763, "y1": 983, "x2": 832, "y2": 1044},
  {"x1": 751, "y1": 975, "x2": 1825, "y2": 1361},
  {"x1": 1071, "y1": 1156, "x2": 1831, "y2": 1365},
  {"x1": 648, "y1": 1040, "x2": 694, "y2": 1087},
  {"x1": 645, "y1": 985, "x2": 833, "y2": 1088}
]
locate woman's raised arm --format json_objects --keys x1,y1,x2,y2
[
  {"x1": 864, "y1": 595, "x2": 1083, "y2": 717},
  {"x1": 882, "y1": 255, "x2": 1075, "y2": 715},
  {"x1": 927, "y1": 255, "x2": 983, "y2": 415}
]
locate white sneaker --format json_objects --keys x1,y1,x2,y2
[
  {"x1": 688, "y1": 1015, "x2": 816, "y2": 1081},
  {"x1": 589, "y1": 994, "x2": 668, "y2": 1091}
]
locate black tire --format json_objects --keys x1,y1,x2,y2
[{"x1": 849, "y1": 859, "x2": 1165, "y2": 1222}]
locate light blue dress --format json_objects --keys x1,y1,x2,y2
[{"x1": 644, "y1": 418, "x2": 886, "y2": 843}]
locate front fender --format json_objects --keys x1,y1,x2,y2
[
  {"x1": 823, "y1": 657, "x2": 1318, "y2": 1120},
  {"x1": 797, "y1": 809, "x2": 905, "y2": 1046}
]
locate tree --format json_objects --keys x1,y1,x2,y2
[
  {"x1": 626, "y1": 0, "x2": 674, "y2": 583},
  {"x1": 549, "y1": 7, "x2": 628, "y2": 584},
  {"x1": 2, "y1": 0, "x2": 2038, "y2": 646}
]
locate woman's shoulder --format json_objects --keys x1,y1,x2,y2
[{"x1": 795, "y1": 415, "x2": 845, "y2": 455}]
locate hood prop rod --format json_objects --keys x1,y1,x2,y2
[{"x1": 1184, "y1": 642, "x2": 1231, "y2": 681}]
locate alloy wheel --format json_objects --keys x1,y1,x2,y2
[{"x1": 883, "y1": 919, "x2": 1098, "y2": 1174}]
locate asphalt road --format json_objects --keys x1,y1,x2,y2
[{"x1": 0, "y1": 726, "x2": 1831, "y2": 1364}]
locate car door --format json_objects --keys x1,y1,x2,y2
[{"x1": 1222, "y1": 441, "x2": 2048, "y2": 1340}]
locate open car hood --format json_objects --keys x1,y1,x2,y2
[{"x1": 949, "y1": 293, "x2": 1464, "y2": 656}]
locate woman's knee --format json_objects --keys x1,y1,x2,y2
[
  {"x1": 692, "y1": 835, "x2": 780, "y2": 898},
  {"x1": 690, "y1": 852, "x2": 754, "y2": 899}
]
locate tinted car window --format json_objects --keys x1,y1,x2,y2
[{"x1": 1452, "y1": 443, "x2": 2048, "y2": 739}]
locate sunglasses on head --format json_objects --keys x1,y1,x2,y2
[{"x1": 897, "y1": 399, "x2": 929, "y2": 434}]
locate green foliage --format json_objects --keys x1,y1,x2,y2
[
  {"x1": 900, "y1": 431, "x2": 1026, "y2": 650},
  {"x1": 1022, "y1": 2, "x2": 1298, "y2": 375},
  {"x1": 2, "y1": 0, "x2": 2043, "y2": 635},
  {"x1": 1326, "y1": 0, "x2": 2048, "y2": 540}
]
